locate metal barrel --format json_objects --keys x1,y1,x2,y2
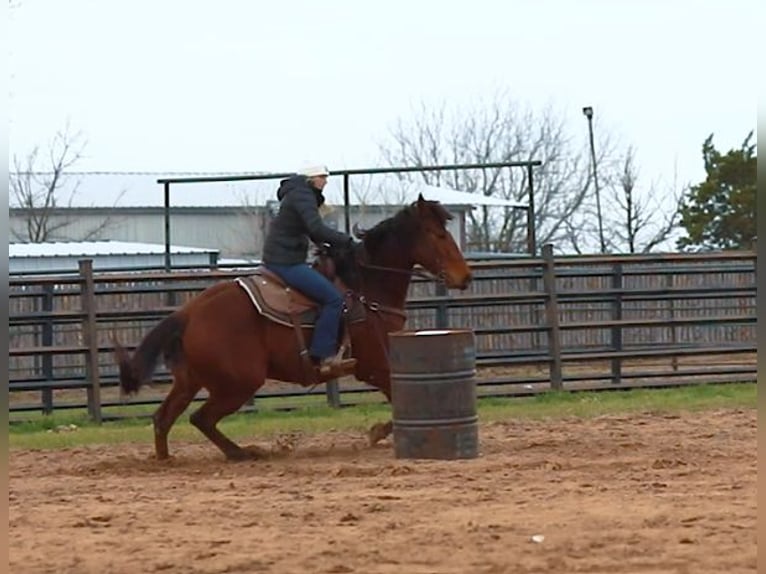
[{"x1": 388, "y1": 329, "x2": 478, "y2": 460}]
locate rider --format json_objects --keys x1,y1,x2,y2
[{"x1": 262, "y1": 164, "x2": 356, "y2": 372}]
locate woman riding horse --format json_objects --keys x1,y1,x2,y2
[{"x1": 261, "y1": 165, "x2": 356, "y2": 374}]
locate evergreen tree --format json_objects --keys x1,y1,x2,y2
[{"x1": 677, "y1": 132, "x2": 756, "y2": 250}]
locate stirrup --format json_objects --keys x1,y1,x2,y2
[{"x1": 316, "y1": 357, "x2": 357, "y2": 379}]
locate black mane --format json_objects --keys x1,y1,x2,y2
[
  {"x1": 361, "y1": 205, "x2": 419, "y2": 255},
  {"x1": 319, "y1": 199, "x2": 453, "y2": 289},
  {"x1": 363, "y1": 199, "x2": 452, "y2": 254}
]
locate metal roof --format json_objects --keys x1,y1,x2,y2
[
  {"x1": 327, "y1": 183, "x2": 527, "y2": 209},
  {"x1": 9, "y1": 172, "x2": 527, "y2": 209},
  {"x1": 9, "y1": 240, "x2": 221, "y2": 275},
  {"x1": 9, "y1": 240, "x2": 216, "y2": 258}
]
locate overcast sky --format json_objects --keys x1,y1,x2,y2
[{"x1": 9, "y1": 0, "x2": 758, "y2": 193}]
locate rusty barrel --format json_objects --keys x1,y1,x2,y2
[{"x1": 388, "y1": 329, "x2": 478, "y2": 460}]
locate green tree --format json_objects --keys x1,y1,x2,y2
[{"x1": 677, "y1": 132, "x2": 756, "y2": 250}]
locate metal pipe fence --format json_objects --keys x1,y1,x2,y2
[{"x1": 156, "y1": 160, "x2": 543, "y2": 268}]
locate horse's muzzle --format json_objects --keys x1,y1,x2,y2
[{"x1": 446, "y1": 271, "x2": 472, "y2": 290}]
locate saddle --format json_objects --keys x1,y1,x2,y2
[
  {"x1": 236, "y1": 267, "x2": 323, "y2": 328},
  {"x1": 235, "y1": 265, "x2": 363, "y2": 383}
]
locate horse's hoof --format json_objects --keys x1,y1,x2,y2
[
  {"x1": 368, "y1": 423, "x2": 389, "y2": 445},
  {"x1": 225, "y1": 450, "x2": 252, "y2": 462},
  {"x1": 226, "y1": 446, "x2": 268, "y2": 461},
  {"x1": 244, "y1": 445, "x2": 270, "y2": 458}
]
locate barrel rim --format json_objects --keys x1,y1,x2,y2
[{"x1": 388, "y1": 328, "x2": 475, "y2": 338}]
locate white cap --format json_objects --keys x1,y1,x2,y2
[{"x1": 297, "y1": 164, "x2": 330, "y2": 177}]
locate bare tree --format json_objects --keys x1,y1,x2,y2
[
  {"x1": 602, "y1": 147, "x2": 683, "y2": 253},
  {"x1": 378, "y1": 91, "x2": 614, "y2": 253},
  {"x1": 10, "y1": 127, "x2": 122, "y2": 242}
]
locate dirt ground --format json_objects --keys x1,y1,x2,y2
[{"x1": 9, "y1": 407, "x2": 756, "y2": 574}]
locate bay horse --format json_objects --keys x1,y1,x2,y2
[{"x1": 114, "y1": 194, "x2": 472, "y2": 460}]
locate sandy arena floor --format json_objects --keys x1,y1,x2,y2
[{"x1": 9, "y1": 407, "x2": 756, "y2": 574}]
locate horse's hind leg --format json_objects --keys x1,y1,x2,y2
[
  {"x1": 153, "y1": 371, "x2": 200, "y2": 460},
  {"x1": 189, "y1": 384, "x2": 255, "y2": 461}
]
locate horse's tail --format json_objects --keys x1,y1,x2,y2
[{"x1": 113, "y1": 311, "x2": 187, "y2": 395}]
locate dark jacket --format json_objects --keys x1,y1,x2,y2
[{"x1": 262, "y1": 175, "x2": 351, "y2": 265}]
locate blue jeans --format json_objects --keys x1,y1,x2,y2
[{"x1": 265, "y1": 263, "x2": 343, "y2": 360}]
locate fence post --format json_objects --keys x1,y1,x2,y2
[
  {"x1": 435, "y1": 281, "x2": 449, "y2": 329},
  {"x1": 541, "y1": 244, "x2": 563, "y2": 391},
  {"x1": 666, "y1": 272, "x2": 678, "y2": 372},
  {"x1": 41, "y1": 284, "x2": 54, "y2": 414},
  {"x1": 165, "y1": 280, "x2": 178, "y2": 308},
  {"x1": 530, "y1": 274, "x2": 542, "y2": 351},
  {"x1": 325, "y1": 379, "x2": 341, "y2": 409},
  {"x1": 611, "y1": 263, "x2": 623, "y2": 385},
  {"x1": 79, "y1": 259, "x2": 102, "y2": 424}
]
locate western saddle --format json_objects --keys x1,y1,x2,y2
[{"x1": 235, "y1": 265, "x2": 360, "y2": 384}]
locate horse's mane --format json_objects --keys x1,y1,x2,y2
[
  {"x1": 363, "y1": 199, "x2": 452, "y2": 254},
  {"x1": 321, "y1": 198, "x2": 453, "y2": 289}
]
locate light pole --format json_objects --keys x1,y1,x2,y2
[{"x1": 583, "y1": 106, "x2": 606, "y2": 253}]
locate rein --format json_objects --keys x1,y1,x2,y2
[
  {"x1": 352, "y1": 292, "x2": 407, "y2": 381},
  {"x1": 344, "y1": 253, "x2": 414, "y2": 374},
  {"x1": 357, "y1": 261, "x2": 444, "y2": 283}
]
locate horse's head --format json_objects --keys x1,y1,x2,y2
[
  {"x1": 356, "y1": 194, "x2": 473, "y2": 290},
  {"x1": 410, "y1": 194, "x2": 473, "y2": 290}
]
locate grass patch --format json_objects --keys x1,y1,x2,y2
[
  {"x1": 8, "y1": 382, "x2": 756, "y2": 451},
  {"x1": 479, "y1": 382, "x2": 755, "y2": 420}
]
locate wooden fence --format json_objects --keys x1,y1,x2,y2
[{"x1": 8, "y1": 247, "x2": 757, "y2": 421}]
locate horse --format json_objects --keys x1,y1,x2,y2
[{"x1": 114, "y1": 194, "x2": 473, "y2": 461}]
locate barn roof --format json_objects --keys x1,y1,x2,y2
[
  {"x1": 9, "y1": 240, "x2": 215, "y2": 258},
  {"x1": 10, "y1": 172, "x2": 527, "y2": 210}
]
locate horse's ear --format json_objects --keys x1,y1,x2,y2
[{"x1": 416, "y1": 193, "x2": 428, "y2": 212}]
